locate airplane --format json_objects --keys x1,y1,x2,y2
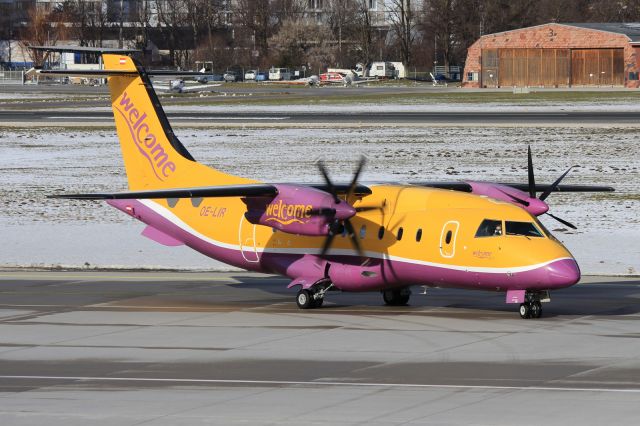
[
  {"x1": 40, "y1": 51, "x2": 614, "y2": 319},
  {"x1": 152, "y1": 78, "x2": 222, "y2": 94}
]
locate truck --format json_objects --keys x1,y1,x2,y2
[
  {"x1": 368, "y1": 62, "x2": 396, "y2": 79},
  {"x1": 268, "y1": 67, "x2": 292, "y2": 81}
]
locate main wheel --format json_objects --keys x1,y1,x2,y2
[
  {"x1": 519, "y1": 303, "x2": 531, "y2": 319},
  {"x1": 296, "y1": 289, "x2": 314, "y2": 309},
  {"x1": 530, "y1": 301, "x2": 542, "y2": 319},
  {"x1": 382, "y1": 289, "x2": 411, "y2": 306}
]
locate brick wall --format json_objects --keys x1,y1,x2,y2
[{"x1": 462, "y1": 23, "x2": 639, "y2": 88}]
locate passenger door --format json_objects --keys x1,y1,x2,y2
[
  {"x1": 238, "y1": 216, "x2": 260, "y2": 263},
  {"x1": 439, "y1": 221, "x2": 459, "y2": 258}
]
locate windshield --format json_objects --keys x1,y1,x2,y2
[
  {"x1": 475, "y1": 219, "x2": 502, "y2": 237},
  {"x1": 505, "y1": 221, "x2": 544, "y2": 238}
]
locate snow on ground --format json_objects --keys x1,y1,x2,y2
[{"x1": 0, "y1": 126, "x2": 637, "y2": 274}]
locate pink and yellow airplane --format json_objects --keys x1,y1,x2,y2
[{"x1": 45, "y1": 53, "x2": 614, "y2": 319}]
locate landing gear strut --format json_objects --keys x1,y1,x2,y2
[
  {"x1": 295, "y1": 283, "x2": 333, "y2": 309},
  {"x1": 382, "y1": 288, "x2": 411, "y2": 306},
  {"x1": 519, "y1": 292, "x2": 544, "y2": 319}
]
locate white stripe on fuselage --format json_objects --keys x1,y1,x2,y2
[{"x1": 139, "y1": 199, "x2": 570, "y2": 274}]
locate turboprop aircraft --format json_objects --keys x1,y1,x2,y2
[{"x1": 41, "y1": 50, "x2": 614, "y2": 319}]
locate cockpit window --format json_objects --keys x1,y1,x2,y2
[
  {"x1": 475, "y1": 219, "x2": 502, "y2": 237},
  {"x1": 505, "y1": 221, "x2": 544, "y2": 238}
]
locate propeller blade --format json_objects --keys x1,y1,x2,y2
[
  {"x1": 355, "y1": 206, "x2": 382, "y2": 212},
  {"x1": 319, "y1": 230, "x2": 337, "y2": 257},
  {"x1": 317, "y1": 160, "x2": 340, "y2": 203},
  {"x1": 546, "y1": 212, "x2": 577, "y2": 230},
  {"x1": 527, "y1": 145, "x2": 536, "y2": 198},
  {"x1": 498, "y1": 189, "x2": 530, "y2": 206},
  {"x1": 347, "y1": 156, "x2": 367, "y2": 201},
  {"x1": 539, "y1": 166, "x2": 574, "y2": 201},
  {"x1": 307, "y1": 207, "x2": 336, "y2": 217},
  {"x1": 344, "y1": 219, "x2": 365, "y2": 259}
]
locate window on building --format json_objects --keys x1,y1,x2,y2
[
  {"x1": 308, "y1": 0, "x2": 323, "y2": 9},
  {"x1": 369, "y1": 0, "x2": 377, "y2": 10}
]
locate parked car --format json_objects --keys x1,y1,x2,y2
[
  {"x1": 255, "y1": 72, "x2": 268, "y2": 81},
  {"x1": 196, "y1": 73, "x2": 223, "y2": 84},
  {"x1": 223, "y1": 71, "x2": 239, "y2": 82},
  {"x1": 244, "y1": 70, "x2": 257, "y2": 80}
]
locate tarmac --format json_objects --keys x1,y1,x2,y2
[{"x1": 0, "y1": 271, "x2": 639, "y2": 425}]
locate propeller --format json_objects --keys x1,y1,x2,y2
[
  {"x1": 526, "y1": 146, "x2": 577, "y2": 230},
  {"x1": 316, "y1": 157, "x2": 367, "y2": 258}
]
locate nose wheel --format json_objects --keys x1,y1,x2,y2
[{"x1": 519, "y1": 301, "x2": 542, "y2": 319}]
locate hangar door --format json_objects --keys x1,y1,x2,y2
[
  {"x1": 571, "y1": 49, "x2": 624, "y2": 86},
  {"x1": 497, "y1": 48, "x2": 570, "y2": 87}
]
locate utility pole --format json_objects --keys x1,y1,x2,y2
[{"x1": 118, "y1": 0, "x2": 124, "y2": 49}]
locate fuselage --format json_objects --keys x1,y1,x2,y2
[{"x1": 108, "y1": 184, "x2": 580, "y2": 293}]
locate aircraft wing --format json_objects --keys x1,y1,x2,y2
[
  {"x1": 178, "y1": 83, "x2": 222, "y2": 92},
  {"x1": 412, "y1": 181, "x2": 615, "y2": 193},
  {"x1": 50, "y1": 183, "x2": 372, "y2": 200}
]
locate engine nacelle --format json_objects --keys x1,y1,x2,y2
[
  {"x1": 243, "y1": 184, "x2": 355, "y2": 236},
  {"x1": 466, "y1": 181, "x2": 549, "y2": 216}
]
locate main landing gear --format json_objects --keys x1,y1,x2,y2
[
  {"x1": 382, "y1": 288, "x2": 411, "y2": 306},
  {"x1": 519, "y1": 292, "x2": 545, "y2": 319},
  {"x1": 296, "y1": 283, "x2": 332, "y2": 309}
]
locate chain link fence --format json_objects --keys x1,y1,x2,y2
[{"x1": 0, "y1": 70, "x2": 24, "y2": 85}]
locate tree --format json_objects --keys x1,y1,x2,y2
[
  {"x1": 388, "y1": 0, "x2": 420, "y2": 65},
  {"x1": 18, "y1": 4, "x2": 69, "y2": 67}
]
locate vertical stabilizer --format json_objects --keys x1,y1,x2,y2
[{"x1": 103, "y1": 54, "x2": 252, "y2": 190}]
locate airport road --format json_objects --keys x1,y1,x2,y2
[
  {"x1": 1, "y1": 109, "x2": 640, "y2": 126},
  {"x1": 0, "y1": 271, "x2": 638, "y2": 425}
]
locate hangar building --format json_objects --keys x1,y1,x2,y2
[{"x1": 463, "y1": 23, "x2": 640, "y2": 88}]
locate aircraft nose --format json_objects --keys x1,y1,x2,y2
[{"x1": 546, "y1": 258, "x2": 581, "y2": 287}]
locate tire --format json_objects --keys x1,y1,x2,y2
[
  {"x1": 383, "y1": 289, "x2": 410, "y2": 306},
  {"x1": 296, "y1": 289, "x2": 314, "y2": 309},
  {"x1": 531, "y1": 301, "x2": 542, "y2": 319},
  {"x1": 519, "y1": 303, "x2": 531, "y2": 319}
]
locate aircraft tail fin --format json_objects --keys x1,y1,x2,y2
[{"x1": 101, "y1": 54, "x2": 253, "y2": 190}]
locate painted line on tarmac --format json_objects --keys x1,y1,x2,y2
[{"x1": 1, "y1": 375, "x2": 639, "y2": 394}]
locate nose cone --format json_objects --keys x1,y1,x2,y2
[
  {"x1": 334, "y1": 202, "x2": 356, "y2": 220},
  {"x1": 546, "y1": 258, "x2": 581, "y2": 288},
  {"x1": 528, "y1": 198, "x2": 549, "y2": 216}
]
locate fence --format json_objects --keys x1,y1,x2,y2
[{"x1": 0, "y1": 70, "x2": 24, "y2": 85}]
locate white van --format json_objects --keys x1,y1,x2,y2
[
  {"x1": 368, "y1": 62, "x2": 396, "y2": 79},
  {"x1": 268, "y1": 67, "x2": 292, "y2": 81}
]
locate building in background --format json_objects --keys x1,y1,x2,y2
[{"x1": 463, "y1": 23, "x2": 640, "y2": 89}]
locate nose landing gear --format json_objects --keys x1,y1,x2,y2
[{"x1": 519, "y1": 292, "x2": 544, "y2": 319}]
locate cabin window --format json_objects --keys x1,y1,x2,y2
[
  {"x1": 416, "y1": 228, "x2": 422, "y2": 242},
  {"x1": 475, "y1": 219, "x2": 502, "y2": 237},
  {"x1": 445, "y1": 230, "x2": 452, "y2": 244},
  {"x1": 378, "y1": 226, "x2": 385, "y2": 240},
  {"x1": 505, "y1": 221, "x2": 543, "y2": 238},
  {"x1": 397, "y1": 227, "x2": 404, "y2": 241},
  {"x1": 273, "y1": 228, "x2": 277, "y2": 233},
  {"x1": 359, "y1": 225, "x2": 366, "y2": 239}
]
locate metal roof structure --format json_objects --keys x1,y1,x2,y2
[{"x1": 562, "y1": 22, "x2": 640, "y2": 43}]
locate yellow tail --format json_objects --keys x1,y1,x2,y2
[{"x1": 103, "y1": 54, "x2": 253, "y2": 190}]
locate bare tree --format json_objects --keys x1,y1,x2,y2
[
  {"x1": 19, "y1": 4, "x2": 69, "y2": 66},
  {"x1": 388, "y1": 0, "x2": 419, "y2": 65}
]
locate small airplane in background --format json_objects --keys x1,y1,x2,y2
[
  {"x1": 38, "y1": 47, "x2": 614, "y2": 319},
  {"x1": 151, "y1": 78, "x2": 221, "y2": 94}
]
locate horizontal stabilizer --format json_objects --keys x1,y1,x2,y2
[
  {"x1": 38, "y1": 69, "x2": 220, "y2": 78},
  {"x1": 28, "y1": 45, "x2": 140, "y2": 54}
]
